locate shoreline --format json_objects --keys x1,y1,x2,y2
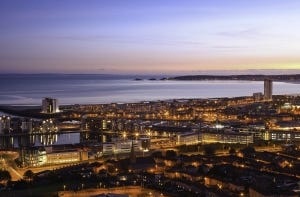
[
  {"x1": 0, "y1": 95, "x2": 250, "y2": 109},
  {"x1": 169, "y1": 74, "x2": 300, "y2": 81},
  {"x1": 2, "y1": 94, "x2": 300, "y2": 119},
  {"x1": 2, "y1": 93, "x2": 300, "y2": 108}
]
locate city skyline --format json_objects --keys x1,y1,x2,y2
[
  {"x1": 1, "y1": 0, "x2": 300, "y2": 74},
  {"x1": 1, "y1": 1, "x2": 300, "y2": 196}
]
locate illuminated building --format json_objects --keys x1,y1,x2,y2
[
  {"x1": 102, "y1": 139, "x2": 142, "y2": 155},
  {"x1": 264, "y1": 79, "x2": 273, "y2": 100},
  {"x1": 46, "y1": 150, "x2": 88, "y2": 164},
  {"x1": 177, "y1": 131, "x2": 253, "y2": 145},
  {"x1": 21, "y1": 119, "x2": 33, "y2": 133},
  {"x1": 268, "y1": 131, "x2": 300, "y2": 142},
  {"x1": 0, "y1": 116, "x2": 11, "y2": 134},
  {"x1": 42, "y1": 97, "x2": 60, "y2": 114},
  {"x1": 81, "y1": 117, "x2": 112, "y2": 131},
  {"x1": 177, "y1": 132, "x2": 199, "y2": 145},
  {"x1": 20, "y1": 147, "x2": 88, "y2": 167},
  {"x1": 102, "y1": 142, "x2": 115, "y2": 155},
  {"x1": 201, "y1": 131, "x2": 253, "y2": 144},
  {"x1": 59, "y1": 120, "x2": 81, "y2": 130},
  {"x1": 20, "y1": 148, "x2": 47, "y2": 167},
  {"x1": 253, "y1": 92, "x2": 263, "y2": 101}
]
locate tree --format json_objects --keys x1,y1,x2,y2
[
  {"x1": 0, "y1": 170, "x2": 11, "y2": 183},
  {"x1": 165, "y1": 150, "x2": 177, "y2": 159},
  {"x1": 151, "y1": 151, "x2": 163, "y2": 158},
  {"x1": 23, "y1": 170, "x2": 34, "y2": 181},
  {"x1": 229, "y1": 148, "x2": 236, "y2": 155},
  {"x1": 204, "y1": 145, "x2": 216, "y2": 155},
  {"x1": 241, "y1": 146, "x2": 256, "y2": 158}
]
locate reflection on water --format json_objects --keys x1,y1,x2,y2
[
  {"x1": 39, "y1": 134, "x2": 58, "y2": 146},
  {"x1": 0, "y1": 132, "x2": 81, "y2": 148}
]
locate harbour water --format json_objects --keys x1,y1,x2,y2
[
  {"x1": 1, "y1": 74, "x2": 300, "y2": 105},
  {"x1": 0, "y1": 132, "x2": 81, "y2": 148}
]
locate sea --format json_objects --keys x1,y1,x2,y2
[{"x1": 1, "y1": 74, "x2": 300, "y2": 105}]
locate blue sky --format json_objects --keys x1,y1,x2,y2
[{"x1": 1, "y1": 0, "x2": 300, "y2": 74}]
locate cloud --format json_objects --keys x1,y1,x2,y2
[
  {"x1": 39, "y1": 34, "x2": 207, "y2": 47},
  {"x1": 216, "y1": 28, "x2": 261, "y2": 38},
  {"x1": 211, "y1": 45, "x2": 248, "y2": 49}
]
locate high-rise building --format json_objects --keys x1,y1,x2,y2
[
  {"x1": 21, "y1": 119, "x2": 33, "y2": 133},
  {"x1": 0, "y1": 116, "x2": 11, "y2": 134},
  {"x1": 264, "y1": 79, "x2": 273, "y2": 100},
  {"x1": 42, "y1": 97, "x2": 60, "y2": 113}
]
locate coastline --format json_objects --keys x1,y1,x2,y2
[
  {"x1": 1, "y1": 75, "x2": 300, "y2": 106},
  {"x1": 169, "y1": 74, "x2": 300, "y2": 82},
  {"x1": 2, "y1": 93, "x2": 300, "y2": 118}
]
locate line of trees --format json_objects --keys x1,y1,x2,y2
[{"x1": 0, "y1": 170, "x2": 11, "y2": 184}]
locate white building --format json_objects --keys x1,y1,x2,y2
[
  {"x1": 102, "y1": 139, "x2": 142, "y2": 155},
  {"x1": 267, "y1": 131, "x2": 300, "y2": 142},
  {"x1": 20, "y1": 147, "x2": 88, "y2": 167},
  {"x1": 177, "y1": 132, "x2": 200, "y2": 145},
  {"x1": 177, "y1": 131, "x2": 253, "y2": 145},
  {"x1": 42, "y1": 97, "x2": 60, "y2": 114}
]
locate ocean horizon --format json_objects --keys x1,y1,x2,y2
[{"x1": 1, "y1": 74, "x2": 300, "y2": 105}]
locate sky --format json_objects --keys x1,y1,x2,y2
[{"x1": 1, "y1": 0, "x2": 300, "y2": 74}]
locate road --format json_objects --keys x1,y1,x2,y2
[{"x1": 0, "y1": 151, "x2": 22, "y2": 181}]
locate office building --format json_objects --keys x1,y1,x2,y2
[
  {"x1": 267, "y1": 130, "x2": 300, "y2": 142},
  {"x1": 20, "y1": 147, "x2": 88, "y2": 167},
  {"x1": 20, "y1": 148, "x2": 47, "y2": 167},
  {"x1": 204, "y1": 131, "x2": 253, "y2": 144},
  {"x1": 21, "y1": 119, "x2": 33, "y2": 133},
  {"x1": 42, "y1": 97, "x2": 60, "y2": 114},
  {"x1": 0, "y1": 116, "x2": 11, "y2": 134},
  {"x1": 253, "y1": 92, "x2": 263, "y2": 101},
  {"x1": 177, "y1": 132, "x2": 199, "y2": 145},
  {"x1": 264, "y1": 79, "x2": 273, "y2": 100},
  {"x1": 177, "y1": 131, "x2": 253, "y2": 145},
  {"x1": 102, "y1": 139, "x2": 142, "y2": 155}
]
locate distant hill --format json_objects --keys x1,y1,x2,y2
[{"x1": 170, "y1": 74, "x2": 300, "y2": 81}]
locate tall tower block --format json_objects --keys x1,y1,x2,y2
[{"x1": 264, "y1": 79, "x2": 273, "y2": 100}]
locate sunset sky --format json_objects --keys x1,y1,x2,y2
[{"x1": 1, "y1": 0, "x2": 300, "y2": 74}]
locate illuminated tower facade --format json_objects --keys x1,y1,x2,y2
[{"x1": 42, "y1": 97, "x2": 60, "y2": 113}]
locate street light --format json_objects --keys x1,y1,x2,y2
[{"x1": 135, "y1": 132, "x2": 139, "y2": 140}]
